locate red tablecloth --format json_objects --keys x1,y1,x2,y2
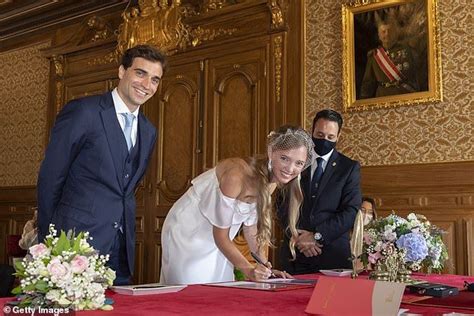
[{"x1": 2, "y1": 273, "x2": 473, "y2": 315}]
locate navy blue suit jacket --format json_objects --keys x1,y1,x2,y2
[
  {"x1": 277, "y1": 150, "x2": 361, "y2": 274},
  {"x1": 37, "y1": 92, "x2": 157, "y2": 274}
]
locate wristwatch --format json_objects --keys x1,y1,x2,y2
[{"x1": 314, "y1": 232, "x2": 323, "y2": 242}]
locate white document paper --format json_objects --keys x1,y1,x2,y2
[{"x1": 110, "y1": 283, "x2": 187, "y2": 296}]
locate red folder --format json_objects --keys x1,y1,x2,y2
[{"x1": 305, "y1": 276, "x2": 405, "y2": 315}]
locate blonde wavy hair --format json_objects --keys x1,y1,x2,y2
[{"x1": 244, "y1": 125, "x2": 312, "y2": 259}]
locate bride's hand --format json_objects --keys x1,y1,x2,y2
[
  {"x1": 262, "y1": 261, "x2": 293, "y2": 279},
  {"x1": 241, "y1": 265, "x2": 272, "y2": 281},
  {"x1": 270, "y1": 269, "x2": 294, "y2": 279}
]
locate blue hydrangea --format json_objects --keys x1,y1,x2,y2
[{"x1": 396, "y1": 232, "x2": 428, "y2": 262}]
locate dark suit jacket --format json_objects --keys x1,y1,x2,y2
[
  {"x1": 277, "y1": 150, "x2": 361, "y2": 274},
  {"x1": 37, "y1": 92, "x2": 157, "y2": 274}
]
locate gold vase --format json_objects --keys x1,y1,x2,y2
[
  {"x1": 369, "y1": 250, "x2": 413, "y2": 283},
  {"x1": 369, "y1": 262, "x2": 391, "y2": 282},
  {"x1": 396, "y1": 268, "x2": 412, "y2": 283}
]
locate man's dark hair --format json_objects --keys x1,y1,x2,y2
[
  {"x1": 312, "y1": 109, "x2": 343, "y2": 134},
  {"x1": 121, "y1": 45, "x2": 167, "y2": 72}
]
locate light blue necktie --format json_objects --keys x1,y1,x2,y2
[{"x1": 121, "y1": 113, "x2": 135, "y2": 152}]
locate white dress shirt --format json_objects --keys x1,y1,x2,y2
[
  {"x1": 111, "y1": 88, "x2": 139, "y2": 147},
  {"x1": 310, "y1": 149, "x2": 334, "y2": 179}
]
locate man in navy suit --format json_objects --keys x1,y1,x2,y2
[
  {"x1": 37, "y1": 45, "x2": 166, "y2": 285},
  {"x1": 277, "y1": 109, "x2": 361, "y2": 274}
]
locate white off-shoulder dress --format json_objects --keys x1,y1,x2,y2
[{"x1": 160, "y1": 168, "x2": 257, "y2": 285}]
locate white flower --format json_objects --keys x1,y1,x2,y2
[
  {"x1": 46, "y1": 289, "x2": 62, "y2": 302},
  {"x1": 58, "y1": 296, "x2": 72, "y2": 307},
  {"x1": 384, "y1": 230, "x2": 397, "y2": 241},
  {"x1": 13, "y1": 224, "x2": 115, "y2": 311},
  {"x1": 374, "y1": 241, "x2": 383, "y2": 252}
]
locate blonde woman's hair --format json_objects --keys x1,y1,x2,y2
[
  {"x1": 244, "y1": 125, "x2": 312, "y2": 258},
  {"x1": 278, "y1": 177, "x2": 304, "y2": 260},
  {"x1": 243, "y1": 157, "x2": 273, "y2": 250}
]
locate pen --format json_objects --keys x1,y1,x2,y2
[{"x1": 250, "y1": 252, "x2": 276, "y2": 278}]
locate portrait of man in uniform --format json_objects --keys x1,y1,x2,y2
[{"x1": 352, "y1": 1, "x2": 429, "y2": 100}]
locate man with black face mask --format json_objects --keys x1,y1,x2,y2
[{"x1": 277, "y1": 109, "x2": 362, "y2": 274}]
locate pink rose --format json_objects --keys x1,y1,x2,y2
[
  {"x1": 368, "y1": 251, "x2": 382, "y2": 264},
  {"x1": 29, "y1": 243, "x2": 50, "y2": 259},
  {"x1": 71, "y1": 255, "x2": 89, "y2": 273},
  {"x1": 47, "y1": 258, "x2": 68, "y2": 278}
]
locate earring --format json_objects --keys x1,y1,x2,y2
[
  {"x1": 297, "y1": 174, "x2": 301, "y2": 182},
  {"x1": 267, "y1": 159, "x2": 272, "y2": 172}
]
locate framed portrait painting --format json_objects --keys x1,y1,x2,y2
[{"x1": 342, "y1": 0, "x2": 442, "y2": 111}]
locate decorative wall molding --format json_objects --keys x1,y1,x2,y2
[
  {"x1": 116, "y1": 1, "x2": 188, "y2": 56},
  {"x1": 188, "y1": 26, "x2": 238, "y2": 47},
  {"x1": 51, "y1": 54, "x2": 64, "y2": 113},
  {"x1": 267, "y1": 0, "x2": 288, "y2": 30},
  {"x1": 273, "y1": 35, "x2": 283, "y2": 102}
]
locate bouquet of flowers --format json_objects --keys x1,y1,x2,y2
[
  {"x1": 361, "y1": 213, "x2": 448, "y2": 273},
  {"x1": 11, "y1": 224, "x2": 115, "y2": 311}
]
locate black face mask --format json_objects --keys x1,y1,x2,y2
[{"x1": 312, "y1": 137, "x2": 336, "y2": 156}]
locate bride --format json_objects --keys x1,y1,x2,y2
[{"x1": 160, "y1": 125, "x2": 313, "y2": 285}]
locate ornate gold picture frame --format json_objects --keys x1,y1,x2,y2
[{"x1": 342, "y1": 0, "x2": 442, "y2": 111}]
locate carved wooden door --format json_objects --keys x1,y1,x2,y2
[
  {"x1": 204, "y1": 46, "x2": 268, "y2": 166},
  {"x1": 140, "y1": 61, "x2": 203, "y2": 282},
  {"x1": 140, "y1": 44, "x2": 269, "y2": 283},
  {"x1": 204, "y1": 46, "x2": 269, "y2": 262}
]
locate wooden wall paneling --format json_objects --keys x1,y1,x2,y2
[
  {"x1": 205, "y1": 44, "x2": 269, "y2": 264},
  {"x1": 140, "y1": 93, "x2": 160, "y2": 283},
  {"x1": 154, "y1": 243, "x2": 162, "y2": 282},
  {"x1": 464, "y1": 218, "x2": 474, "y2": 275},
  {"x1": 64, "y1": 80, "x2": 110, "y2": 104},
  {"x1": 156, "y1": 61, "x2": 202, "y2": 207},
  {"x1": 42, "y1": 39, "x2": 118, "y2": 114},
  {"x1": 0, "y1": 187, "x2": 37, "y2": 264},
  {"x1": 281, "y1": 0, "x2": 304, "y2": 126},
  {"x1": 361, "y1": 161, "x2": 474, "y2": 275},
  {"x1": 457, "y1": 217, "x2": 468, "y2": 275},
  {"x1": 0, "y1": 1, "x2": 305, "y2": 283},
  {"x1": 142, "y1": 61, "x2": 202, "y2": 282},
  {"x1": 133, "y1": 241, "x2": 144, "y2": 285},
  {"x1": 62, "y1": 42, "x2": 117, "y2": 77},
  {"x1": 205, "y1": 45, "x2": 268, "y2": 167},
  {"x1": 0, "y1": 219, "x2": 9, "y2": 264}
]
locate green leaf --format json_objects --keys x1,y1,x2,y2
[
  {"x1": 11, "y1": 286, "x2": 22, "y2": 295},
  {"x1": 14, "y1": 260, "x2": 25, "y2": 273},
  {"x1": 53, "y1": 231, "x2": 71, "y2": 255},
  {"x1": 23, "y1": 283, "x2": 36, "y2": 292},
  {"x1": 35, "y1": 280, "x2": 48, "y2": 293},
  {"x1": 72, "y1": 232, "x2": 83, "y2": 252},
  {"x1": 18, "y1": 296, "x2": 33, "y2": 307},
  {"x1": 14, "y1": 271, "x2": 26, "y2": 278}
]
